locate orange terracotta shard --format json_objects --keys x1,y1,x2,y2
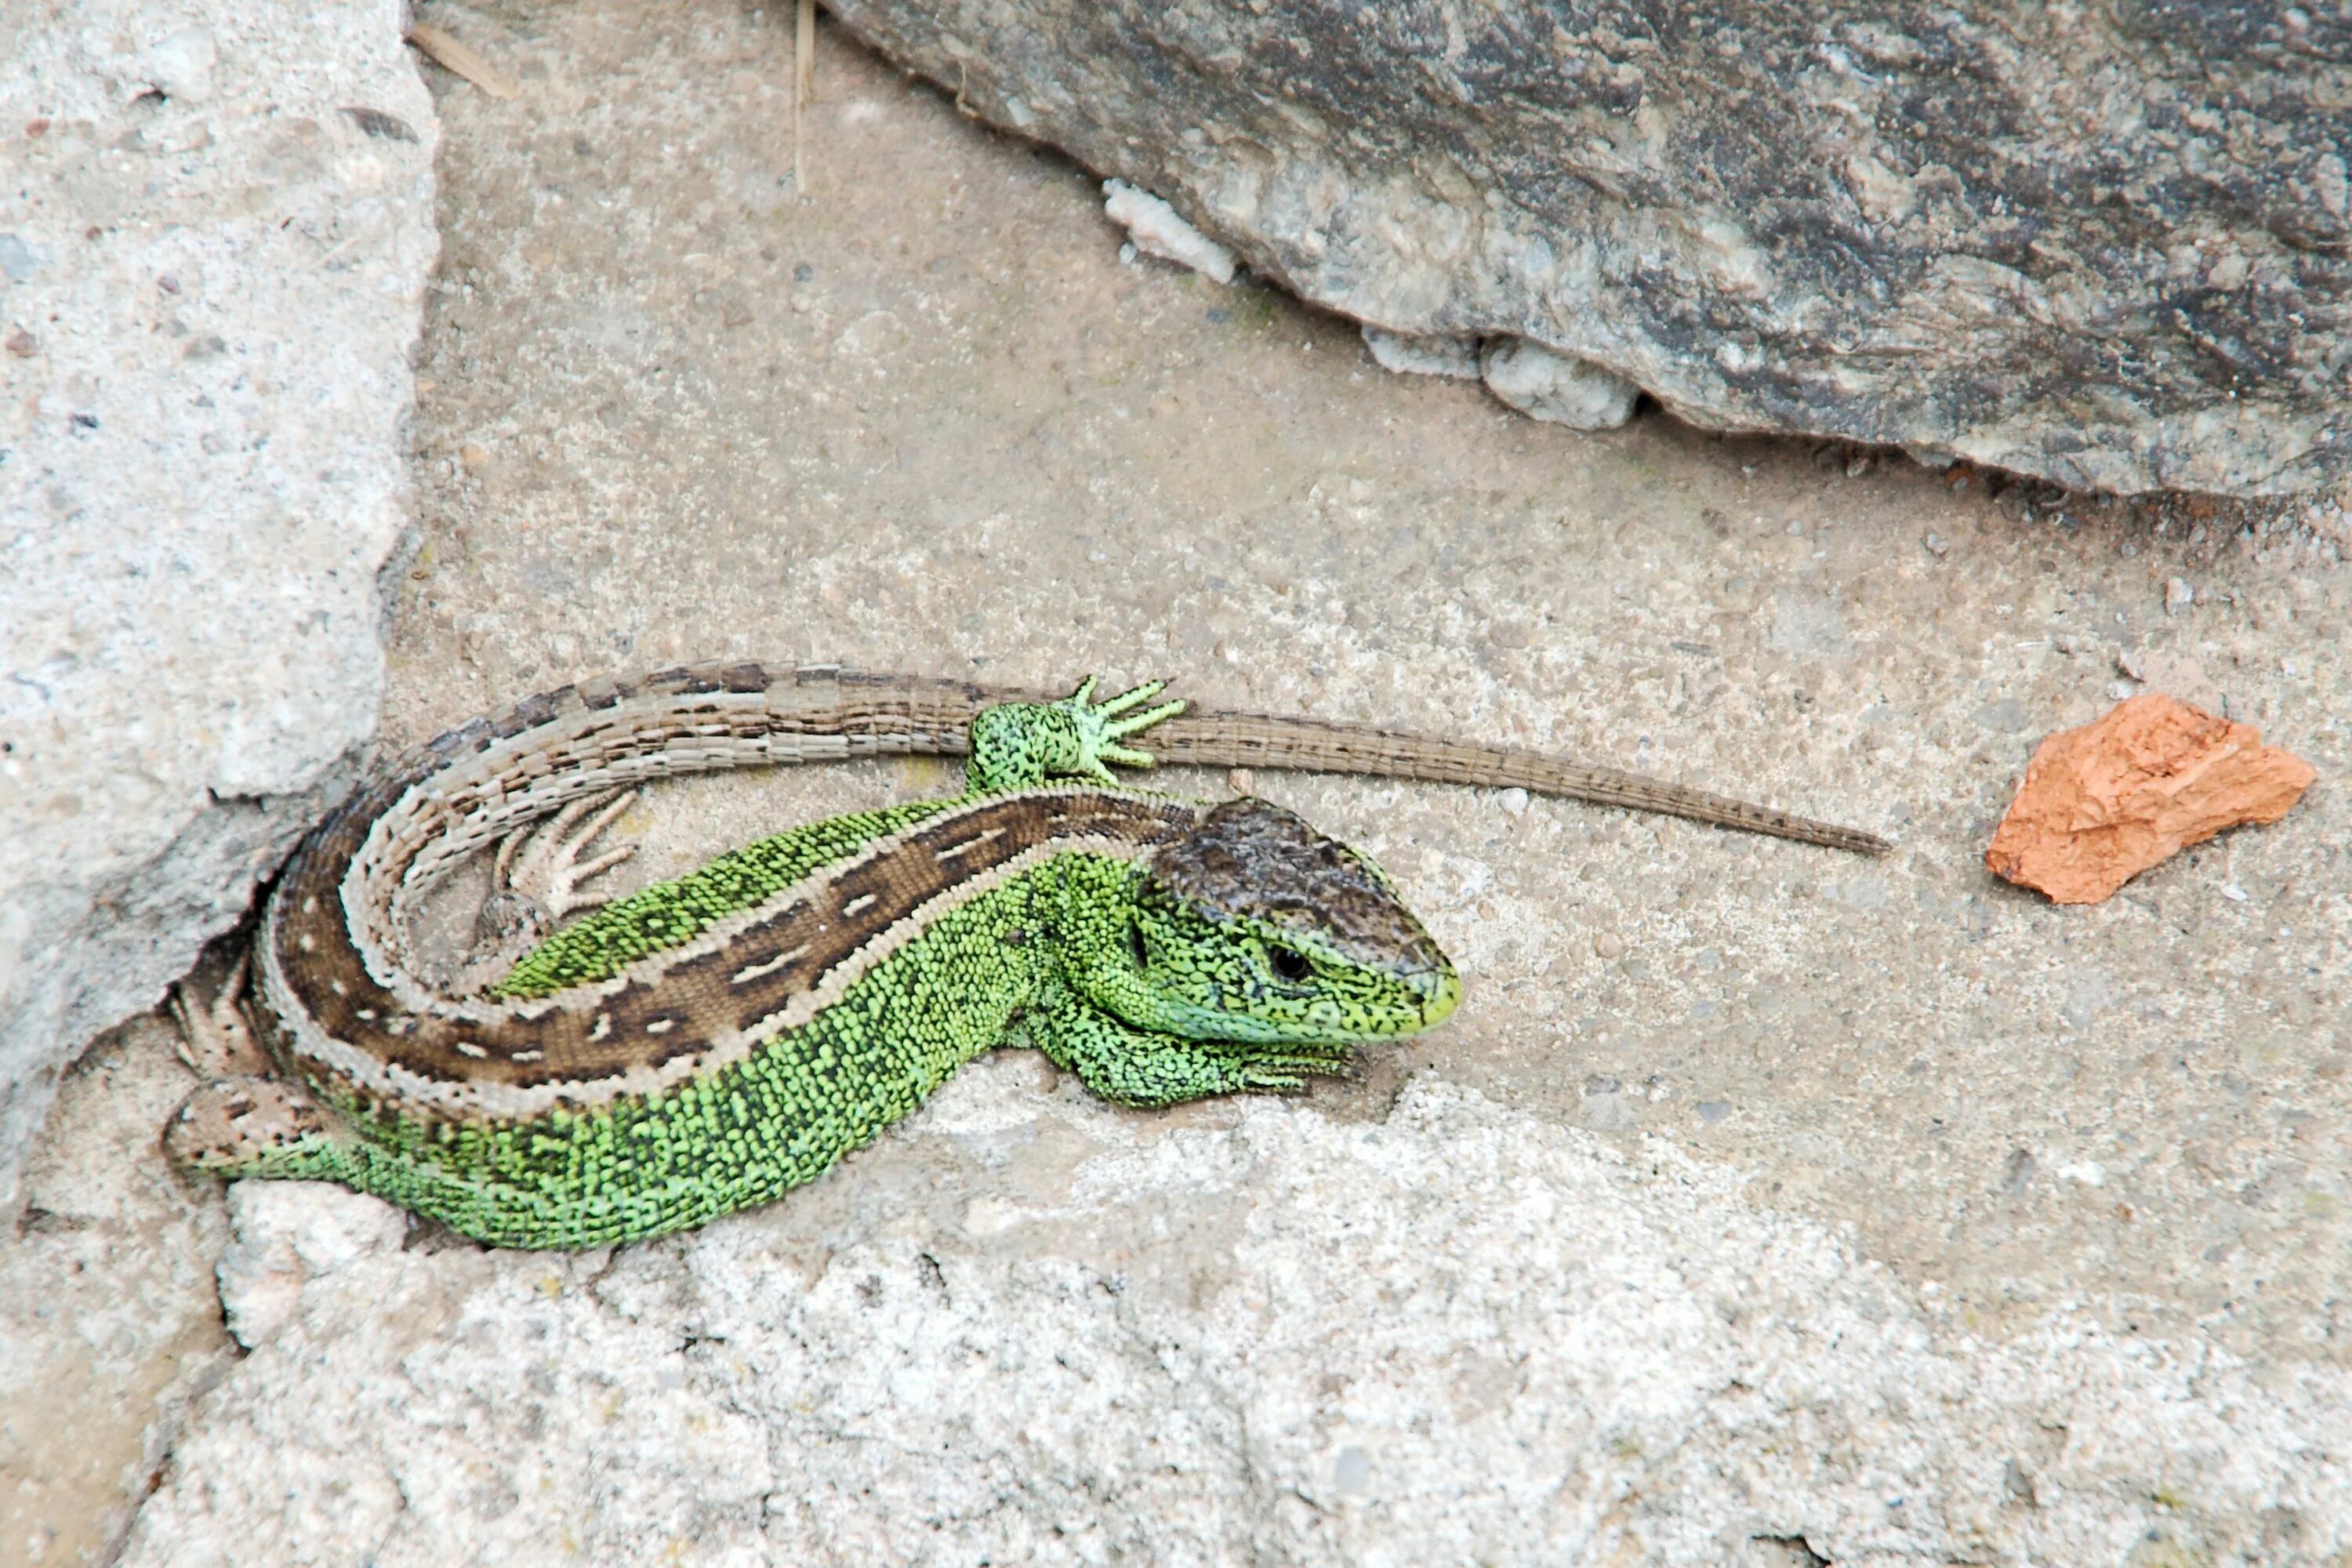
[{"x1": 1986, "y1": 694, "x2": 2314, "y2": 905}]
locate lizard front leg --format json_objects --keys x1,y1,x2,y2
[
  {"x1": 1025, "y1": 978, "x2": 1352, "y2": 1109},
  {"x1": 965, "y1": 677, "x2": 1188, "y2": 793}
]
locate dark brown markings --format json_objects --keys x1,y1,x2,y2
[
  {"x1": 1150, "y1": 797, "x2": 1447, "y2": 975},
  {"x1": 275, "y1": 789, "x2": 1199, "y2": 1100}
]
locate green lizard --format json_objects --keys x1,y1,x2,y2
[{"x1": 169, "y1": 663, "x2": 1884, "y2": 1250}]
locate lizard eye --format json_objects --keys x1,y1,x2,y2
[
  {"x1": 1267, "y1": 943, "x2": 1311, "y2": 982},
  {"x1": 1129, "y1": 921, "x2": 1150, "y2": 969}
]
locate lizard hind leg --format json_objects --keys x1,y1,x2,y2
[
  {"x1": 169, "y1": 953, "x2": 273, "y2": 1078},
  {"x1": 165, "y1": 1076, "x2": 352, "y2": 1184},
  {"x1": 456, "y1": 786, "x2": 642, "y2": 994},
  {"x1": 165, "y1": 956, "x2": 349, "y2": 1183}
]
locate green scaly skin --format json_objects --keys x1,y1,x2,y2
[{"x1": 197, "y1": 681, "x2": 1460, "y2": 1248}]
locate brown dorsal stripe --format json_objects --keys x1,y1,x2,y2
[{"x1": 275, "y1": 788, "x2": 1197, "y2": 1098}]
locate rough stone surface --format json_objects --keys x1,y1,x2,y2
[
  {"x1": 1359, "y1": 325, "x2": 1479, "y2": 380},
  {"x1": 0, "y1": 0, "x2": 438, "y2": 1203},
  {"x1": 1987, "y1": 693, "x2": 2318, "y2": 905},
  {"x1": 1104, "y1": 178, "x2": 1235, "y2": 285},
  {"x1": 115, "y1": 1070, "x2": 2352, "y2": 1568},
  {"x1": 216, "y1": 1176, "x2": 412, "y2": 1351},
  {"x1": 0, "y1": 1017, "x2": 231, "y2": 1566},
  {"x1": 827, "y1": 0, "x2": 2352, "y2": 497},
  {"x1": 1479, "y1": 336, "x2": 1640, "y2": 430}
]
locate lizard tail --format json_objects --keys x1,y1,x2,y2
[{"x1": 1148, "y1": 710, "x2": 1892, "y2": 856}]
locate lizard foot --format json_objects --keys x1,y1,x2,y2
[
  {"x1": 965, "y1": 677, "x2": 1189, "y2": 790},
  {"x1": 1056, "y1": 674, "x2": 1190, "y2": 781},
  {"x1": 455, "y1": 788, "x2": 641, "y2": 993},
  {"x1": 165, "y1": 1076, "x2": 335, "y2": 1175},
  {"x1": 169, "y1": 953, "x2": 271, "y2": 1078}
]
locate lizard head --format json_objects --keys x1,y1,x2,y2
[{"x1": 1081, "y1": 797, "x2": 1460, "y2": 1044}]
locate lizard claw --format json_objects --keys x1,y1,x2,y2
[
  {"x1": 967, "y1": 677, "x2": 1192, "y2": 792},
  {"x1": 456, "y1": 788, "x2": 641, "y2": 996},
  {"x1": 1089, "y1": 677, "x2": 1167, "y2": 721},
  {"x1": 1057, "y1": 676, "x2": 1189, "y2": 777},
  {"x1": 495, "y1": 787, "x2": 641, "y2": 922}
]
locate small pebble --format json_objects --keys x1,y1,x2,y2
[
  {"x1": 1922, "y1": 532, "x2": 1948, "y2": 557},
  {"x1": 2165, "y1": 576, "x2": 2194, "y2": 615},
  {"x1": 1592, "y1": 931, "x2": 1627, "y2": 960}
]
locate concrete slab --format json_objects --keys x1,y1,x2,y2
[{"x1": 0, "y1": 0, "x2": 437, "y2": 1203}]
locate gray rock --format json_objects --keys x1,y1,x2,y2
[
  {"x1": 828, "y1": 0, "x2": 2351, "y2": 496},
  {"x1": 0, "y1": 0, "x2": 437, "y2": 1205},
  {"x1": 1479, "y1": 337, "x2": 1640, "y2": 430},
  {"x1": 1104, "y1": 178, "x2": 1236, "y2": 284},
  {"x1": 1361, "y1": 325, "x2": 1482, "y2": 380},
  {"x1": 115, "y1": 1069, "x2": 2352, "y2": 1566}
]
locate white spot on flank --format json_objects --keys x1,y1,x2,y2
[
  {"x1": 645, "y1": 1018, "x2": 675, "y2": 1035},
  {"x1": 732, "y1": 945, "x2": 808, "y2": 985},
  {"x1": 841, "y1": 892, "x2": 879, "y2": 918},
  {"x1": 511, "y1": 1050, "x2": 543, "y2": 1063},
  {"x1": 454, "y1": 1040, "x2": 488, "y2": 1058},
  {"x1": 933, "y1": 828, "x2": 1006, "y2": 862},
  {"x1": 590, "y1": 1014, "x2": 612, "y2": 1041}
]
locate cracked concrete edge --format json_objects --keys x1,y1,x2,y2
[
  {"x1": 0, "y1": 0, "x2": 439, "y2": 1206},
  {"x1": 114, "y1": 1070, "x2": 2352, "y2": 1566}
]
